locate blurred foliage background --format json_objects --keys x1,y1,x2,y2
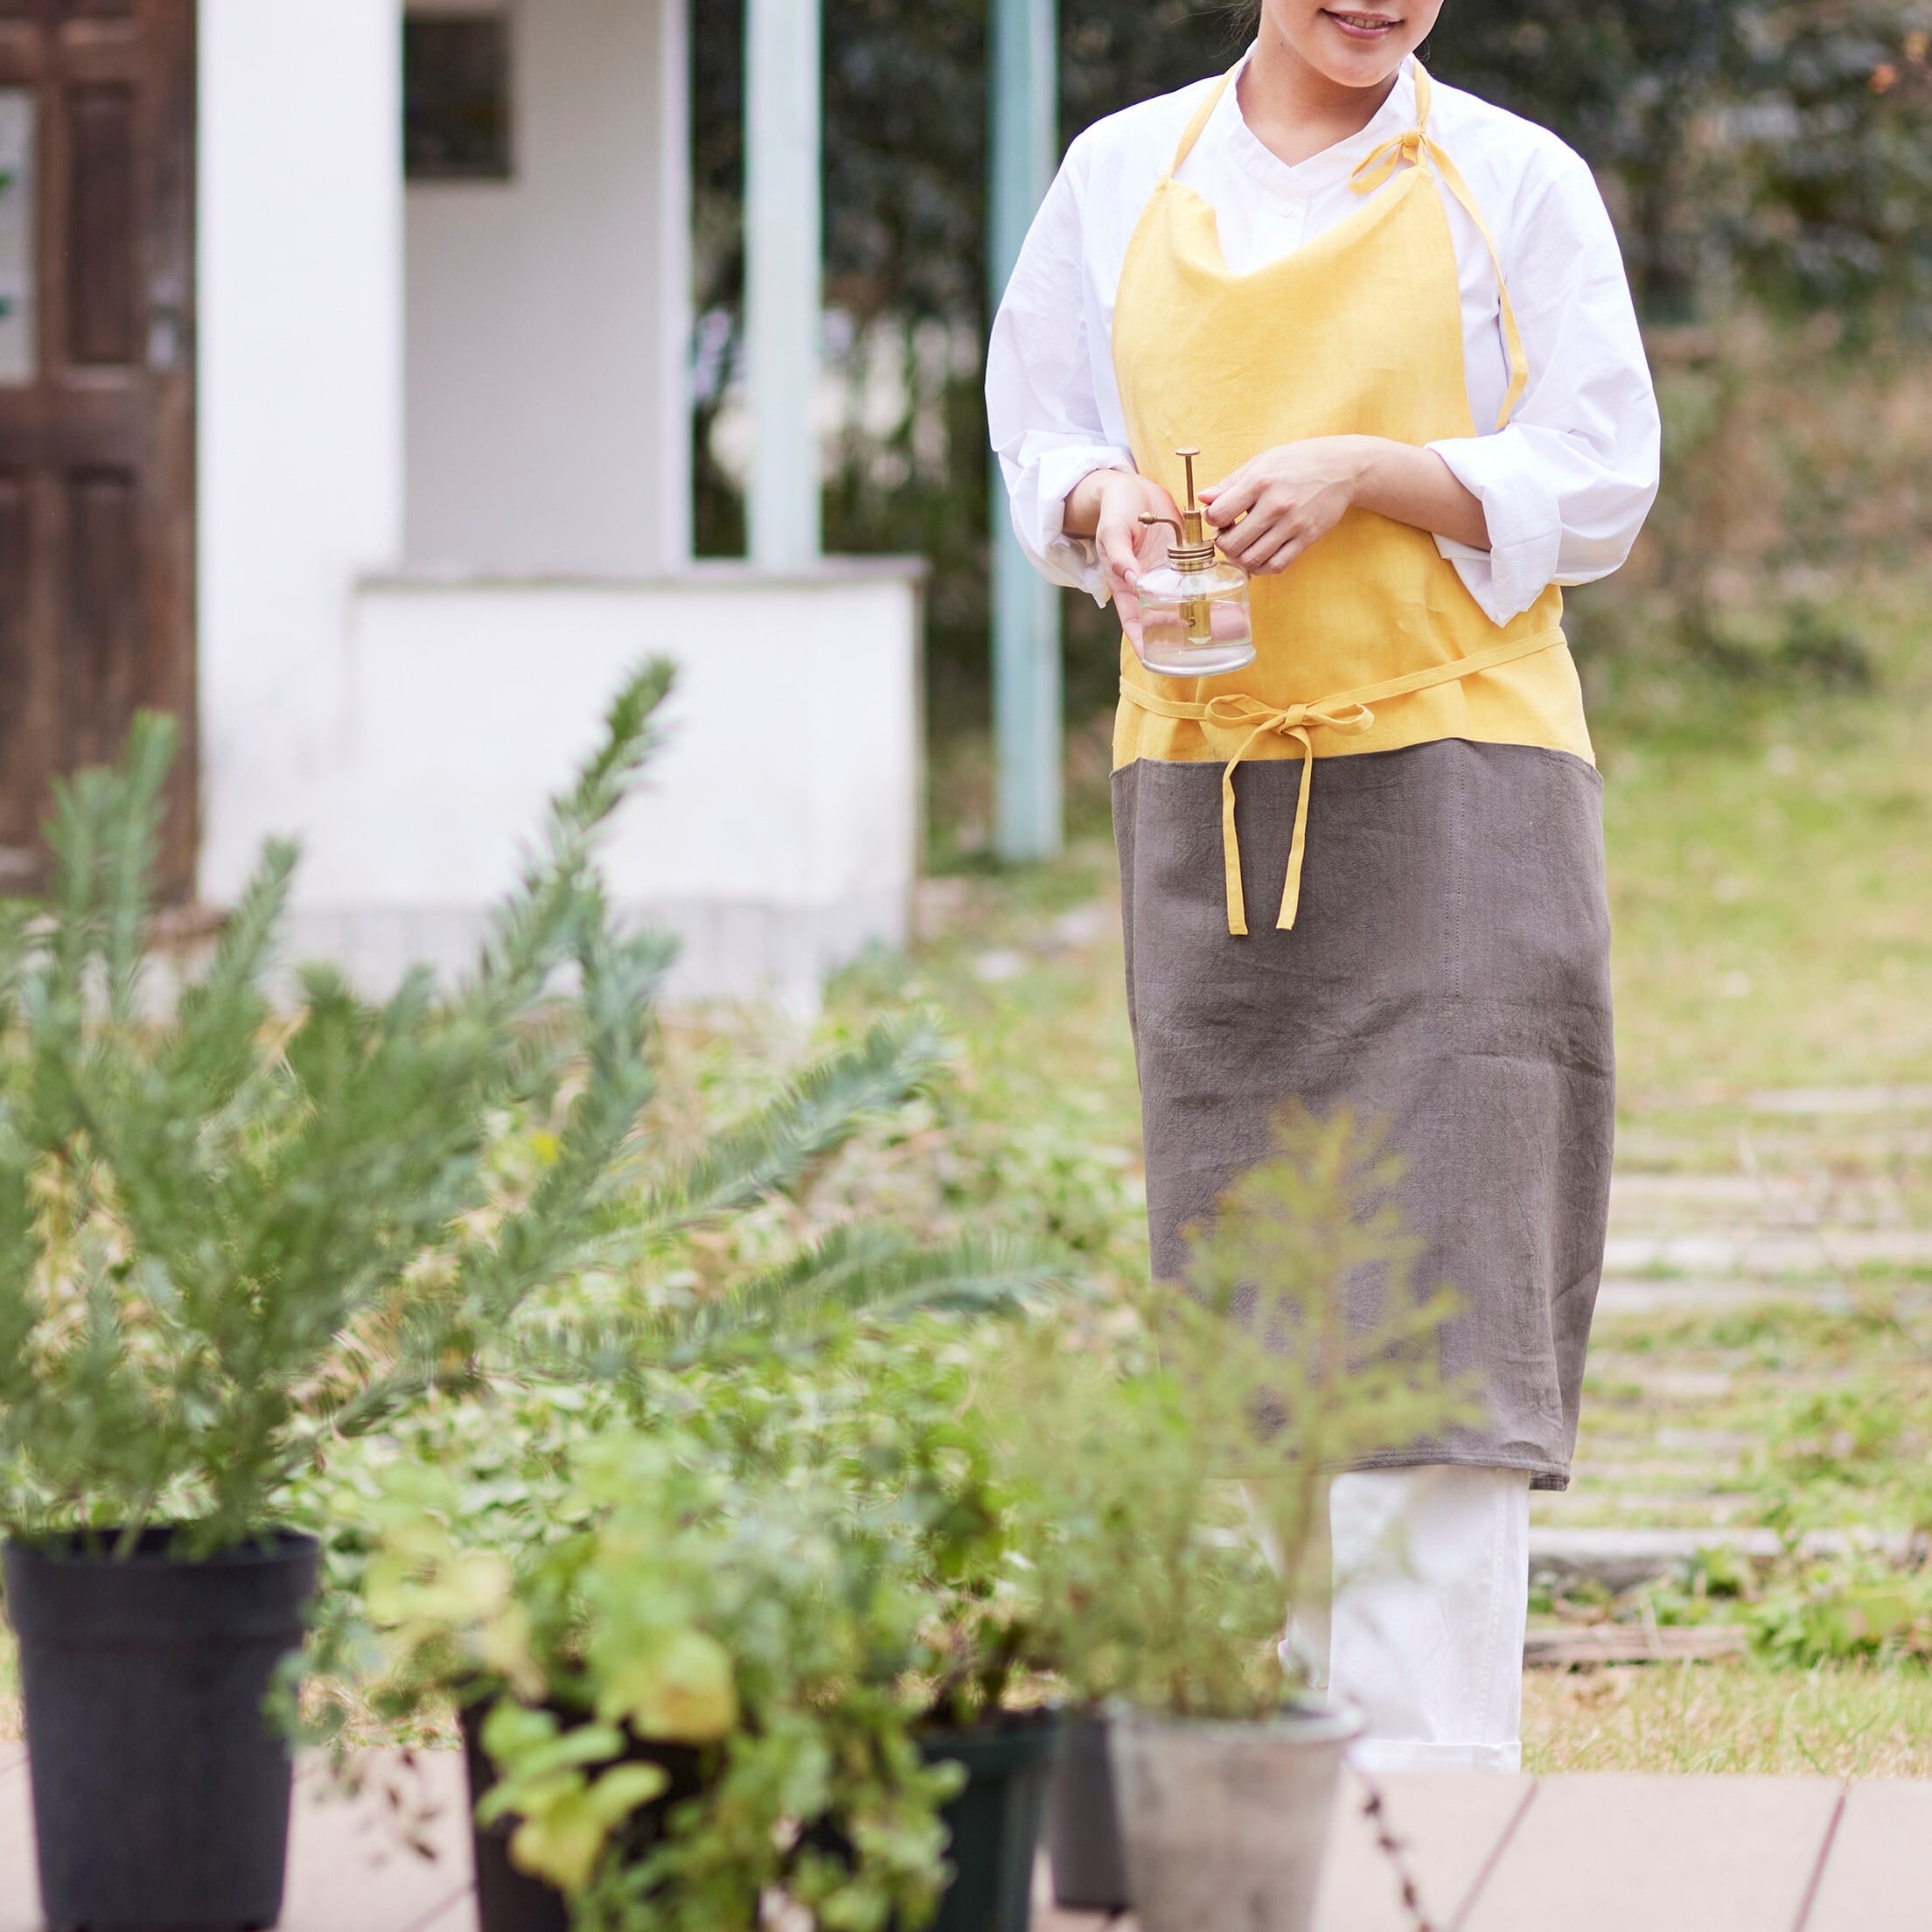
[{"x1": 688, "y1": 0, "x2": 1932, "y2": 842}]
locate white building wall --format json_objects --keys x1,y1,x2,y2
[
  {"x1": 405, "y1": 0, "x2": 688, "y2": 574},
  {"x1": 196, "y1": 0, "x2": 406, "y2": 907},
  {"x1": 284, "y1": 565, "x2": 924, "y2": 1008},
  {"x1": 193, "y1": 0, "x2": 915, "y2": 1008}
]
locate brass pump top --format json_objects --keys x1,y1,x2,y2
[{"x1": 1140, "y1": 448, "x2": 1220, "y2": 572}]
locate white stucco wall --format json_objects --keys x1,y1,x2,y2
[
  {"x1": 282, "y1": 564, "x2": 924, "y2": 1007},
  {"x1": 194, "y1": 0, "x2": 914, "y2": 1008},
  {"x1": 405, "y1": 0, "x2": 691, "y2": 574},
  {"x1": 197, "y1": 0, "x2": 406, "y2": 907}
]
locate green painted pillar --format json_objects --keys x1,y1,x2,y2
[{"x1": 988, "y1": 0, "x2": 1062, "y2": 861}]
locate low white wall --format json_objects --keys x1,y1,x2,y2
[
  {"x1": 197, "y1": 0, "x2": 406, "y2": 907},
  {"x1": 279, "y1": 565, "x2": 924, "y2": 1006},
  {"x1": 405, "y1": 0, "x2": 691, "y2": 574}
]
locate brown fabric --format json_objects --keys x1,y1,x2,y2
[{"x1": 1114, "y1": 738, "x2": 1614, "y2": 1490}]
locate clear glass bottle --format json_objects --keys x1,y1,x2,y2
[{"x1": 1134, "y1": 448, "x2": 1254, "y2": 679}]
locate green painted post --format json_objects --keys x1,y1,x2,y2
[{"x1": 988, "y1": 0, "x2": 1062, "y2": 861}]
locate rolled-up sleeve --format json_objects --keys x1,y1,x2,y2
[
  {"x1": 1428, "y1": 145, "x2": 1660, "y2": 625},
  {"x1": 987, "y1": 146, "x2": 1136, "y2": 603}
]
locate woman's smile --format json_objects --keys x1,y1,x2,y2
[{"x1": 1321, "y1": 10, "x2": 1404, "y2": 41}]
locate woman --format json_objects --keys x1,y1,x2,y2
[{"x1": 987, "y1": 0, "x2": 1658, "y2": 1771}]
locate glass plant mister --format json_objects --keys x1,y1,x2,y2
[{"x1": 1134, "y1": 448, "x2": 1254, "y2": 678}]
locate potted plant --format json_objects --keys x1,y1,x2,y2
[
  {"x1": 361, "y1": 1422, "x2": 967, "y2": 1932},
  {"x1": 872, "y1": 1339, "x2": 1062, "y2": 1932},
  {"x1": 986, "y1": 1106, "x2": 1473, "y2": 1931},
  {"x1": 709, "y1": 1320, "x2": 1063, "y2": 1932},
  {"x1": 706, "y1": 1323, "x2": 1063, "y2": 1932},
  {"x1": 348, "y1": 1314, "x2": 1070, "y2": 1932},
  {"x1": 0, "y1": 673, "x2": 686, "y2": 1931}
]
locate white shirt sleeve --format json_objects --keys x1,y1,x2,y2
[
  {"x1": 1427, "y1": 144, "x2": 1661, "y2": 625},
  {"x1": 986, "y1": 145, "x2": 1137, "y2": 604}
]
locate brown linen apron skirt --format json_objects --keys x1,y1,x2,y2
[{"x1": 1115, "y1": 743, "x2": 1613, "y2": 1488}]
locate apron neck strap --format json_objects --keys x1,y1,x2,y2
[
  {"x1": 1160, "y1": 59, "x2": 1528, "y2": 429},
  {"x1": 1412, "y1": 59, "x2": 1434, "y2": 134},
  {"x1": 1164, "y1": 65, "x2": 1238, "y2": 182},
  {"x1": 1350, "y1": 59, "x2": 1531, "y2": 430},
  {"x1": 1164, "y1": 57, "x2": 1432, "y2": 186}
]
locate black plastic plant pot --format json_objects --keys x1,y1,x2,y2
[
  {"x1": 458, "y1": 1698, "x2": 713, "y2": 1932},
  {"x1": 917, "y1": 1710, "x2": 1062, "y2": 1932},
  {"x1": 2, "y1": 1527, "x2": 319, "y2": 1932},
  {"x1": 1044, "y1": 1708, "x2": 1130, "y2": 1913}
]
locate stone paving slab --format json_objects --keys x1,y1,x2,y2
[
  {"x1": 0, "y1": 1748, "x2": 473, "y2": 1932},
  {"x1": 1802, "y1": 1779, "x2": 1932, "y2": 1932},
  {"x1": 1603, "y1": 1230, "x2": 1932, "y2": 1273},
  {"x1": 1460, "y1": 1775, "x2": 1843, "y2": 1932},
  {"x1": 280, "y1": 1753, "x2": 472, "y2": 1932},
  {"x1": 0, "y1": 1749, "x2": 1922, "y2": 1930},
  {"x1": 0, "y1": 1755, "x2": 27, "y2": 1932},
  {"x1": 1741, "y1": 1085, "x2": 1932, "y2": 1115},
  {"x1": 1528, "y1": 1525, "x2": 1910, "y2": 1594},
  {"x1": 1523, "y1": 1625, "x2": 1750, "y2": 1667},
  {"x1": 1595, "y1": 1276, "x2": 1850, "y2": 1314},
  {"x1": 1309, "y1": 1773, "x2": 1535, "y2": 1932}
]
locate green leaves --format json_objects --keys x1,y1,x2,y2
[
  {"x1": 593, "y1": 1627, "x2": 739, "y2": 1743},
  {"x1": 0, "y1": 665, "x2": 676, "y2": 1551},
  {"x1": 477, "y1": 1704, "x2": 672, "y2": 1894},
  {"x1": 1748, "y1": 1559, "x2": 1932, "y2": 1669},
  {"x1": 983, "y1": 1104, "x2": 1475, "y2": 1722},
  {"x1": 649, "y1": 1015, "x2": 949, "y2": 1231},
  {"x1": 364, "y1": 1418, "x2": 962, "y2": 1929}
]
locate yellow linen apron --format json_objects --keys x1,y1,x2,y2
[{"x1": 1111, "y1": 62, "x2": 1592, "y2": 934}]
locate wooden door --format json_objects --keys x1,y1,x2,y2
[{"x1": 0, "y1": 0, "x2": 194, "y2": 897}]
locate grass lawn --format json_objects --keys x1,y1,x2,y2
[{"x1": 1524, "y1": 1658, "x2": 1932, "y2": 1778}]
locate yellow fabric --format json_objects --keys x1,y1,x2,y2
[
  {"x1": 1110, "y1": 60, "x2": 1593, "y2": 933},
  {"x1": 1348, "y1": 100, "x2": 1531, "y2": 429}
]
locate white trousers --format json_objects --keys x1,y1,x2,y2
[{"x1": 1290, "y1": 1466, "x2": 1531, "y2": 1774}]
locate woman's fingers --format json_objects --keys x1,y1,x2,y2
[
  {"x1": 1095, "y1": 518, "x2": 1147, "y2": 652},
  {"x1": 1108, "y1": 545, "x2": 1147, "y2": 652},
  {"x1": 1217, "y1": 508, "x2": 1299, "y2": 568},
  {"x1": 1243, "y1": 528, "x2": 1308, "y2": 575},
  {"x1": 1097, "y1": 523, "x2": 1140, "y2": 595},
  {"x1": 1199, "y1": 465, "x2": 1262, "y2": 527}
]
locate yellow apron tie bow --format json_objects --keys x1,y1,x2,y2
[
  {"x1": 1120, "y1": 625, "x2": 1569, "y2": 935},
  {"x1": 1208, "y1": 694, "x2": 1374, "y2": 936},
  {"x1": 1349, "y1": 127, "x2": 1427, "y2": 194},
  {"x1": 1350, "y1": 66, "x2": 1531, "y2": 429}
]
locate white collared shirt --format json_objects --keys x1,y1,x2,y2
[{"x1": 986, "y1": 55, "x2": 1661, "y2": 626}]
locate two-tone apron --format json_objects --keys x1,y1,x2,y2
[{"x1": 1111, "y1": 65, "x2": 1612, "y2": 1489}]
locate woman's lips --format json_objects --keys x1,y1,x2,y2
[{"x1": 1322, "y1": 10, "x2": 1402, "y2": 38}]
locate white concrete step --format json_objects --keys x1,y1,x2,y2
[
  {"x1": 1603, "y1": 1229, "x2": 1932, "y2": 1273},
  {"x1": 1529, "y1": 1524, "x2": 1910, "y2": 1593}
]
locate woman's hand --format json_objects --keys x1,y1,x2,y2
[
  {"x1": 1199, "y1": 436, "x2": 1490, "y2": 573},
  {"x1": 1196, "y1": 437, "x2": 1368, "y2": 575},
  {"x1": 1063, "y1": 468, "x2": 1184, "y2": 657}
]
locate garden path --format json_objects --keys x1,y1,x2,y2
[
  {"x1": 0, "y1": 1746, "x2": 1928, "y2": 1930},
  {"x1": 1541, "y1": 1082, "x2": 1932, "y2": 1548}
]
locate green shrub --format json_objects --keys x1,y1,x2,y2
[
  {"x1": 0, "y1": 675, "x2": 679, "y2": 1553},
  {"x1": 0, "y1": 677, "x2": 1052, "y2": 1559},
  {"x1": 983, "y1": 1105, "x2": 1477, "y2": 1720},
  {"x1": 360, "y1": 1409, "x2": 982, "y2": 1931}
]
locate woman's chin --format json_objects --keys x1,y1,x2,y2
[{"x1": 1308, "y1": 18, "x2": 1412, "y2": 85}]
